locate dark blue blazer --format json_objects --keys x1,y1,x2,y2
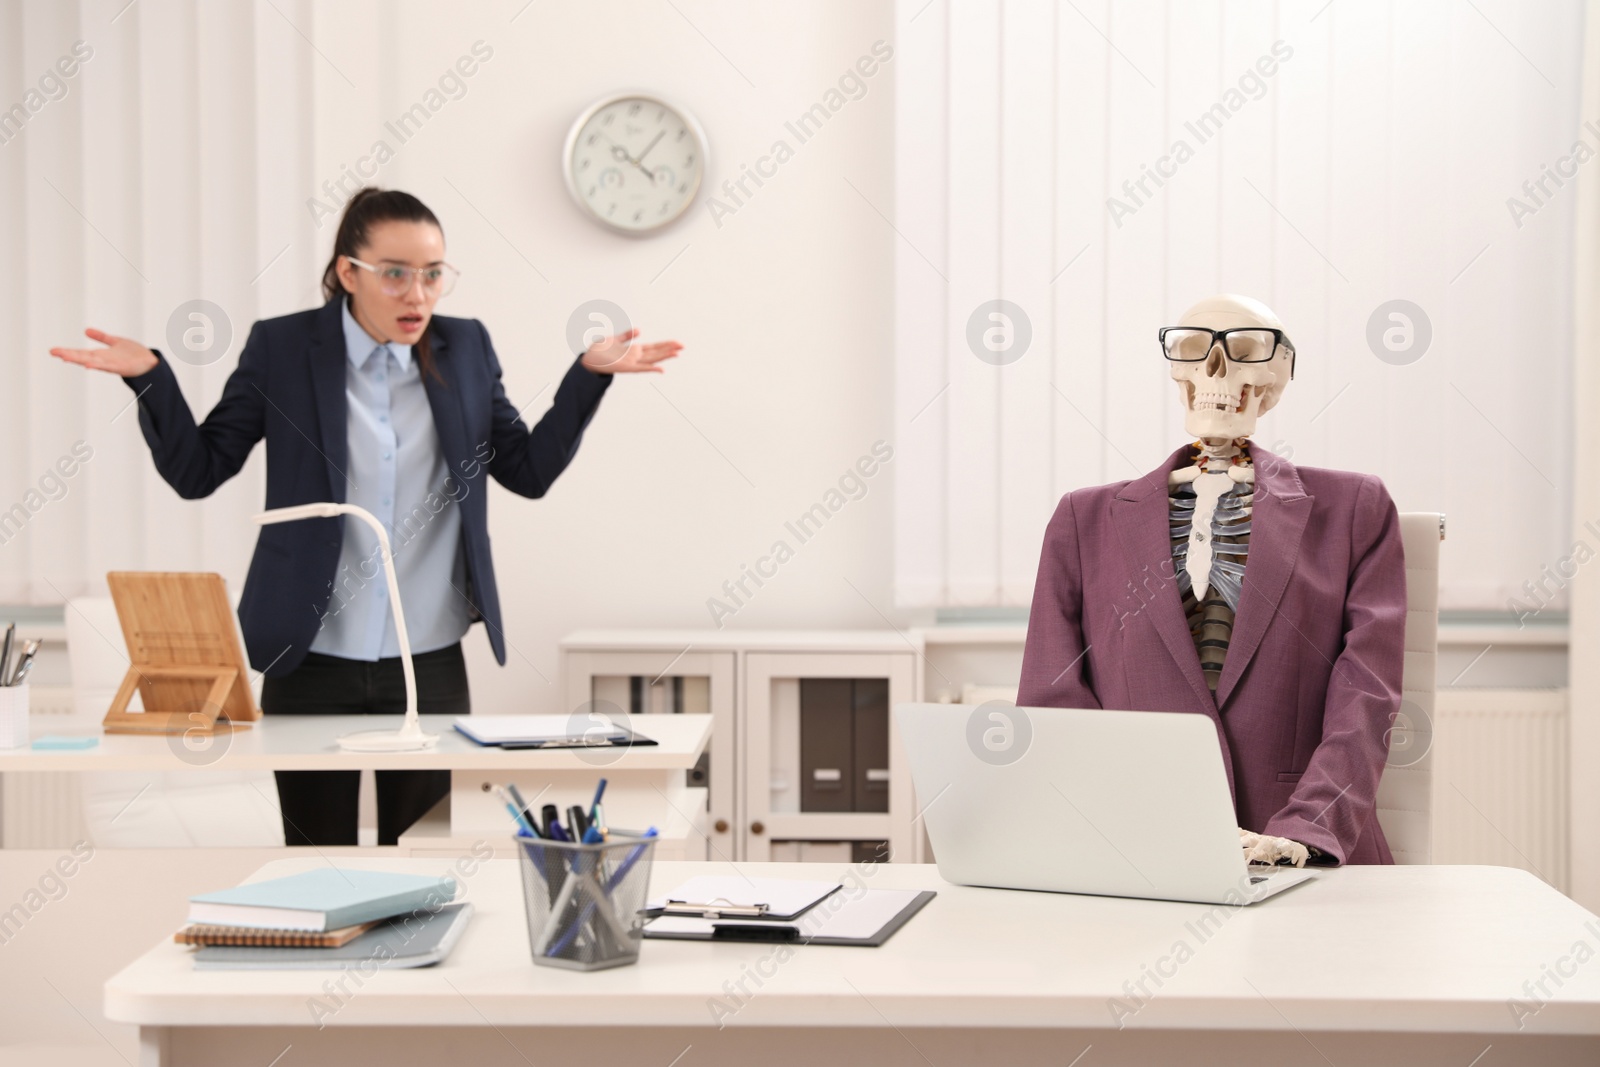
[{"x1": 124, "y1": 296, "x2": 613, "y2": 677}]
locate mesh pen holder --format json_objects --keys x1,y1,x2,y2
[{"x1": 517, "y1": 831, "x2": 656, "y2": 971}]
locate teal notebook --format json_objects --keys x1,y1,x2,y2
[
  {"x1": 193, "y1": 903, "x2": 473, "y2": 970},
  {"x1": 188, "y1": 869, "x2": 457, "y2": 932}
]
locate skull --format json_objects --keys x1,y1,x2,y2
[{"x1": 1167, "y1": 294, "x2": 1294, "y2": 440}]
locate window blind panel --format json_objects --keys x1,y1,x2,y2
[
  {"x1": 943, "y1": 0, "x2": 1003, "y2": 604},
  {"x1": 894, "y1": 0, "x2": 1581, "y2": 612}
]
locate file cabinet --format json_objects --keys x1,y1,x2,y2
[{"x1": 559, "y1": 631, "x2": 922, "y2": 862}]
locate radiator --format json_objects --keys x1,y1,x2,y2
[
  {"x1": 1433, "y1": 687, "x2": 1568, "y2": 894},
  {"x1": 0, "y1": 685, "x2": 90, "y2": 849}
]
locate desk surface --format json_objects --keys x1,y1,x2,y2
[
  {"x1": 104, "y1": 858, "x2": 1600, "y2": 1036},
  {"x1": 0, "y1": 714, "x2": 710, "y2": 772}
]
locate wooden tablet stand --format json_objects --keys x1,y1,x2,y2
[{"x1": 102, "y1": 572, "x2": 262, "y2": 736}]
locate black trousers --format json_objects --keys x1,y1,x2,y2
[{"x1": 262, "y1": 643, "x2": 469, "y2": 846}]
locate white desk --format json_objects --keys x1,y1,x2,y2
[
  {"x1": 0, "y1": 715, "x2": 712, "y2": 858},
  {"x1": 104, "y1": 858, "x2": 1600, "y2": 1066}
]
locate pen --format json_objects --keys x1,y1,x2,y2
[
  {"x1": 589, "y1": 777, "x2": 607, "y2": 824},
  {"x1": 0, "y1": 623, "x2": 13, "y2": 686},
  {"x1": 541, "y1": 804, "x2": 564, "y2": 841},
  {"x1": 492, "y1": 785, "x2": 538, "y2": 837},
  {"x1": 568, "y1": 805, "x2": 590, "y2": 843},
  {"x1": 8, "y1": 641, "x2": 38, "y2": 688},
  {"x1": 506, "y1": 782, "x2": 540, "y2": 831},
  {"x1": 604, "y1": 827, "x2": 658, "y2": 893}
]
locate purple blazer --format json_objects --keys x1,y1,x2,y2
[{"x1": 1017, "y1": 443, "x2": 1406, "y2": 865}]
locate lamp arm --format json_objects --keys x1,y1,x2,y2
[
  {"x1": 333, "y1": 505, "x2": 418, "y2": 734},
  {"x1": 253, "y1": 502, "x2": 426, "y2": 746}
]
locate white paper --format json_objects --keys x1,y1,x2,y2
[
  {"x1": 647, "y1": 876, "x2": 841, "y2": 918},
  {"x1": 782, "y1": 889, "x2": 924, "y2": 940}
]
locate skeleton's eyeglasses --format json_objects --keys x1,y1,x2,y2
[{"x1": 1159, "y1": 326, "x2": 1295, "y2": 378}]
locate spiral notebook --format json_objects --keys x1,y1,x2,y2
[
  {"x1": 175, "y1": 920, "x2": 380, "y2": 948},
  {"x1": 191, "y1": 902, "x2": 473, "y2": 970}
]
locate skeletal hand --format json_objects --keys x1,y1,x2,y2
[{"x1": 1238, "y1": 827, "x2": 1309, "y2": 868}]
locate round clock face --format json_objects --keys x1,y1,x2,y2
[{"x1": 564, "y1": 93, "x2": 707, "y2": 235}]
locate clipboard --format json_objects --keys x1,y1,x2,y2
[
  {"x1": 643, "y1": 888, "x2": 935, "y2": 946},
  {"x1": 452, "y1": 714, "x2": 657, "y2": 749}
]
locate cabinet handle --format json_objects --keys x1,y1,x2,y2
[
  {"x1": 714, "y1": 819, "x2": 729, "y2": 833},
  {"x1": 750, "y1": 821, "x2": 765, "y2": 835}
]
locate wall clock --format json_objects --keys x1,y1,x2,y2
[{"x1": 563, "y1": 91, "x2": 707, "y2": 235}]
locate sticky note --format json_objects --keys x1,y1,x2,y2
[{"x1": 31, "y1": 735, "x2": 99, "y2": 750}]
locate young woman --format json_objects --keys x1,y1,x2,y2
[{"x1": 50, "y1": 187, "x2": 682, "y2": 846}]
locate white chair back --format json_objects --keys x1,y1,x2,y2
[
  {"x1": 1375, "y1": 513, "x2": 1443, "y2": 864},
  {"x1": 65, "y1": 595, "x2": 282, "y2": 847}
]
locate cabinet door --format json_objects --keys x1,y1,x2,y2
[
  {"x1": 561, "y1": 649, "x2": 736, "y2": 861},
  {"x1": 742, "y1": 651, "x2": 916, "y2": 862}
]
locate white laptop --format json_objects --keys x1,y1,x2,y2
[{"x1": 896, "y1": 702, "x2": 1317, "y2": 906}]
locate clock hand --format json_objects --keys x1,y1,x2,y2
[
  {"x1": 635, "y1": 130, "x2": 665, "y2": 165},
  {"x1": 602, "y1": 133, "x2": 656, "y2": 180}
]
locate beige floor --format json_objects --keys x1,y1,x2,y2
[{"x1": 0, "y1": 846, "x2": 385, "y2": 1066}]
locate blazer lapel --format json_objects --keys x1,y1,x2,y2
[
  {"x1": 1110, "y1": 445, "x2": 1216, "y2": 716},
  {"x1": 308, "y1": 298, "x2": 350, "y2": 503},
  {"x1": 1213, "y1": 443, "x2": 1314, "y2": 708},
  {"x1": 421, "y1": 327, "x2": 468, "y2": 475}
]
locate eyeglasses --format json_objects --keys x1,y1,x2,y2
[
  {"x1": 346, "y1": 257, "x2": 460, "y2": 298},
  {"x1": 1159, "y1": 326, "x2": 1295, "y2": 378}
]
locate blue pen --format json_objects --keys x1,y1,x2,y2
[
  {"x1": 604, "y1": 827, "x2": 658, "y2": 893},
  {"x1": 547, "y1": 828, "x2": 659, "y2": 956},
  {"x1": 547, "y1": 829, "x2": 643, "y2": 958},
  {"x1": 588, "y1": 777, "x2": 608, "y2": 823},
  {"x1": 507, "y1": 782, "x2": 539, "y2": 831},
  {"x1": 581, "y1": 824, "x2": 604, "y2": 844}
]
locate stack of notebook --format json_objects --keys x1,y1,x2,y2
[{"x1": 176, "y1": 868, "x2": 471, "y2": 969}]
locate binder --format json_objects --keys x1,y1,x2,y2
[
  {"x1": 643, "y1": 888, "x2": 934, "y2": 946},
  {"x1": 852, "y1": 678, "x2": 890, "y2": 813},
  {"x1": 799, "y1": 678, "x2": 891, "y2": 813},
  {"x1": 799, "y1": 679, "x2": 854, "y2": 812}
]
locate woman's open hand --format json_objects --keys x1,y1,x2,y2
[
  {"x1": 50, "y1": 329, "x2": 159, "y2": 378},
  {"x1": 580, "y1": 328, "x2": 682, "y2": 375}
]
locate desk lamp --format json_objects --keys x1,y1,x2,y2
[{"x1": 252, "y1": 502, "x2": 438, "y2": 752}]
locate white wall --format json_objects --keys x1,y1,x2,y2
[{"x1": 0, "y1": 0, "x2": 902, "y2": 716}]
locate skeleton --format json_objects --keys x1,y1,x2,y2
[{"x1": 1164, "y1": 295, "x2": 1310, "y2": 869}]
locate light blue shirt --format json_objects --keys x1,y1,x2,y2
[{"x1": 309, "y1": 299, "x2": 472, "y2": 660}]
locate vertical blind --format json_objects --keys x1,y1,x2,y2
[
  {"x1": 0, "y1": 0, "x2": 329, "y2": 604},
  {"x1": 893, "y1": 0, "x2": 1581, "y2": 612}
]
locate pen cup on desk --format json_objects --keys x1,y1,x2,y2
[
  {"x1": 517, "y1": 830, "x2": 657, "y2": 971},
  {"x1": 0, "y1": 685, "x2": 27, "y2": 750}
]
